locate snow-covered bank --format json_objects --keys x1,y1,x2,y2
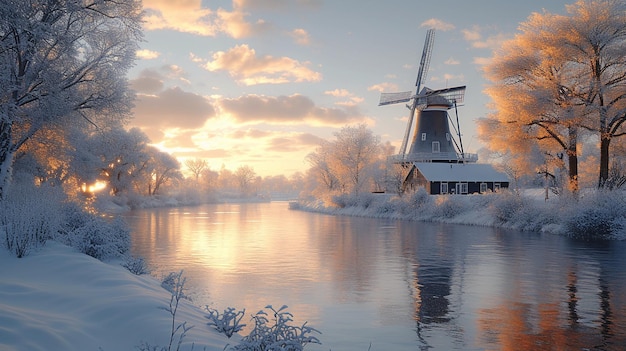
[
  {"x1": 0, "y1": 242, "x2": 228, "y2": 351},
  {"x1": 292, "y1": 188, "x2": 626, "y2": 240}
]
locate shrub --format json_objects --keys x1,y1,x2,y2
[
  {"x1": 138, "y1": 271, "x2": 192, "y2": 351},
  {"x1": 0, "y1": 182, "x2": 62, "y2": 257},
  {"x1": 432, "y1": 196, "x2": 466, "y2": 218},
  {"x1": 122, "y1": 256, "x2": 150, "y2": 275},
  {"x1": 231, "y1": 305, "x2": 321, "y2": 351},
  {"x1": 490, "y1": 191, "x2": 525, "y2": 223},
  {"x1": 564, "y1": 190, "x2": 626, "y2": 240},
  {"x1": 65, "y1": 216, "x2": 130, "y2": 260},
  {"x1": 206, "y1": 307, "x2": 246, "y2": 338},
  {"x1": 407, "y1": 187, "x2": 431, "y2": 210}
]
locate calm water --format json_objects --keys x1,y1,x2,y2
[{"x1": 122, "y1": 202, "x2": 626, "y2": 351}]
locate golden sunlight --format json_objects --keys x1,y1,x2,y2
[{"x1": 81, "y1": 181, "x2": 107, "y2": 194}]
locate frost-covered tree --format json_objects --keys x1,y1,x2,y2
[
  {"x1": 561, "y1": 0, "x2": 626, "y2": 187},
  {"x1": 305, "y1": 140, "x2": 339, "y2": 194},
  {"x1": 0, "y1": 0, "x2": 142, "y2": 198},
  {"x1": 481, "y1": 8, "x2": 583, "y2": 193},
  {"x1": 81, "y1": 127, "x2": 151, "y2": 196},
  {"x1": 306, "y1": 124, "x2": 382, "y2": 197},
  {"x1": 481, "y1": 0, "x2": 626, "y2": 189},
  {"x1": 145, "y1": 147, "x2": 182, "y2": 196},
  {"x1": 329, "y1": 124, "x2": 380, "y2": 195}
]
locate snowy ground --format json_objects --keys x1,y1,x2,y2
[{"x1": 0, "y1": 241, "x2": 230, "y2": 351}]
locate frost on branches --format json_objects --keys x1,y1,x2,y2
[{"x1": 0, "y1": 0, "x2": 143, "y2": 198}]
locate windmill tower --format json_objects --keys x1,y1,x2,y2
[{"x1": 380, "y1": 29, "x2": 479, "y2": 191}]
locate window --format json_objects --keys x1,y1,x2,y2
[
  {"x1": 441, "y1": 182, "x2": 448, "y2": 194},
  {"x1": 494, "y1": 183, "x2": 501, "y2": 191},
  {"x1": 446, "y1": 133, "x2": 451, "y2": 141},
  {"x1": 432, "y1": 141, "x2": 440, "y2": 153},
  {"x1": 480, "y1": 183, "x2": 488, "y2": 193},
  {"x1": 456, "y1": 182, "x2": 468, "y2": 194},
  {"x1": 421, "y1": 133, "x2": 427, "y2": 141}
]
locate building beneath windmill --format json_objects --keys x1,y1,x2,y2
[{"x1": 380, "y1": 29, "x2": 509, "y2": 195}]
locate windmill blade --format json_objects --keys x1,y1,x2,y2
[
  {"x1": 378, "y1": 91, "x2": 413, "y2": 106},
  {"x1": 415, "y1": 29, "x2": 435, "y2": 90}
]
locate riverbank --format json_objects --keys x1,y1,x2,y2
[
  {"x1": 0, "y1": 241, "x2": 229, "y2": 351},
  {"x1": 291, "y1": 188, "x2": 626, "y2": 240}
]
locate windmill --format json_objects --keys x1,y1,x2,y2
[{"x1": 379, "y1": 29, "x2": 475, "y2": 165}]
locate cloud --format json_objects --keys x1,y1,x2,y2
[
  {"x1": 136, "y1": 49, "x2": 161, "y2": 60},
  {"x1": 216, "y1": 9, "x2": 273, "y2": 38},
  {"x1": 234, "y1": 0, "x2": 322, "y2": 11},
  {"x1": 130, "y1": 66, "x2": 190, "y2": 94},
  {"x1": 324, "y1": 89, "x2": 363, "y2": 106},
  {"x1": 444, "y1": 57, "x2": 460, "y2": 65},
  {"x1": 142, "y1": 0, "x2": 218, "y2": 36},
  {"x1": 142, "y1": 0, "x2": 269, "y2": 38},
  {"x1": 420, "y1": 18, "x2": 455, "y2": 31},
  {"x1": 289, "y1": 28, "x2": 311, "y2": 45},
  {"x1": 219, "y1": 94, "x2": 364, "y2": 125},
  {"x1": 132, "y1": 87, "x2": 216, "y2": 130},
  {"x1": 195, "y1": 44, "x2": 322, "y2": 85},
  {"x1": 463, "y1": 25, "x2": 510, "y2": 50},
  {"x1": 130, "y1": 69, "x2": 165, "y2": 94},
  {"x1": 368, "y1": 82, "x2": 400, "y2": 93},
  {"x1": 324, "y1": 89, "x2": 351, "y2": 97}
]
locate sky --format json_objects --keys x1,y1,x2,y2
[{"x1": 129, "y1": 0, "x2": 575, "y2": 177}]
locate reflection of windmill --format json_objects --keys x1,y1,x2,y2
[{"x1": 380, "y1": 29, "x2": 476, "y2": 164}]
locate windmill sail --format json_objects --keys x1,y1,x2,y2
[{"x1": 378, "y1": 91, "x2": 413, "y2": 106}]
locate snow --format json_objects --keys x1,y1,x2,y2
[
  {"x1": 413, "y1": 162, "x2": 509, "y2": 182},
  {"x1": 0, "y1": 242, "x2": 229, "y2": 351},
  {"x1": 294, "y1": 188, "x2": 626, "y2": 240}
]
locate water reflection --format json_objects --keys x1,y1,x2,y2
[{"x1": 123, "y1": 203, "x2": 626, "y2": 351}]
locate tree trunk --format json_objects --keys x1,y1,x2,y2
[
  {"x1": 0, "y1": 121, "x2": 15, "y2": 199},
  {"x1": 567, "y1": 126, "x2": 578, "y2": 195},
  {"x1": 599, "y1": 136, "x2": 611, "y2": 187}
]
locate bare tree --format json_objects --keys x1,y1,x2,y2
[
  {"x1": 0, "y1": 0, "x2": 143, "y2": 197},
  {"x1": 234, "y1": 165, "x2": 256, "y2": 196},
  {"x1": 185, "y1": 158, "x2": 208, "y2": 181}
]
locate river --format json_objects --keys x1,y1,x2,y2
[{"x1": 122, "y1": 202, "x2": 626, "y2": 351}]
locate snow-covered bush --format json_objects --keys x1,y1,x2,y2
[
  {"x1": 231, "y1": 305, "x2": 321, "y2": 351},
  {"x1": 489, "y1": 191, "x2": 525, "y2": 223},
  {"x1": 122, "y1": 256, "x2": 151, "y2": 275},
  {"x1": 408, "y1": 188, "x2": 431, "y2": 209},
  {"x1": 0, "y1": 181, "x2": 63, "y2": 257},
  {"x1": 206, "y1": 307, "x2": 246, "y2": 338},
  {"x1": 564, "y1": 191, "x2": 626, "y2": 240},
  {"x1": 64, "y1": 216, "x2": 130, "y2": 260},
  {"x1": 373, "y1": 197, "x2": 401, "y2": 215},
  {"x1": 431, "y1": 195, "x2": 467, "y2": 218}
]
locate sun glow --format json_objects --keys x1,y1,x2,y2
[{"x1": 81, "y1": 181, "x2": 107, "y2": 194}]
